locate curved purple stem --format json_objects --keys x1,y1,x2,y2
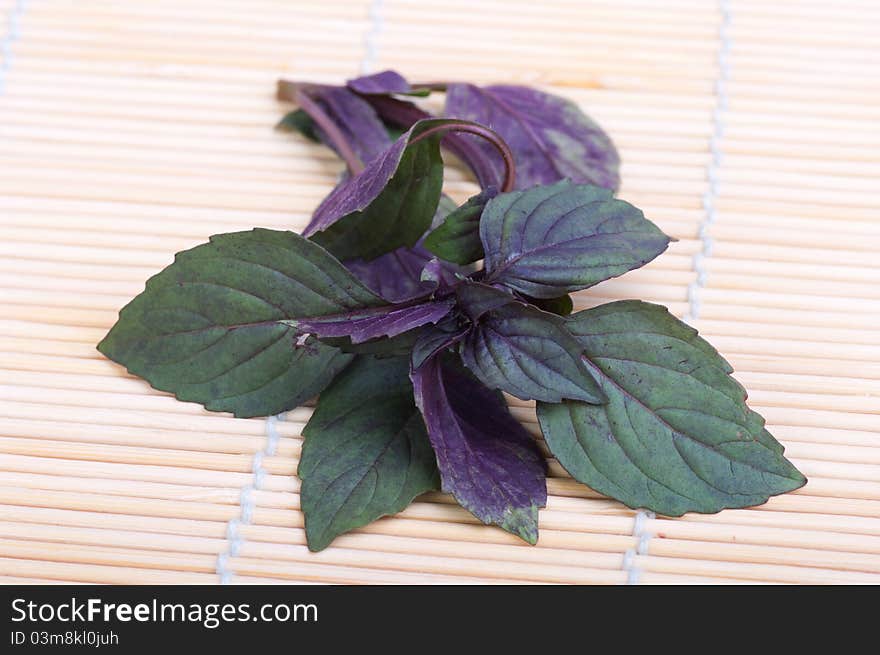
[
  {"x1": 409, "y1": 121, "x2": 516, "y2": 192},
  {"x1": 278, "y1": 81, "x2": 516, "y2": 191},
  {"x1": 365, "y1": 96, "x2": 513, "y2": 191},
  {"x1": 368, "y1": 96, "x2": 500, "y2": 189},
  {"x1": 278, "y1": 81, "x2": 365, "y2": 175}
]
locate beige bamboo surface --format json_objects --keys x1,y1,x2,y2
[{"x1": 0, "y1": 0, "x2": 878, "y2": 585}]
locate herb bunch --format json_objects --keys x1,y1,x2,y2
[{"x1": 99, "y1": 70, "x2": 806, "y2": 550}]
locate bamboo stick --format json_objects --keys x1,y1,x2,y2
[
  {"x1": 0, "y1": 452, "x2": 279, "y2": 490},
  {"x1": 638, "y1": 573, "x2": 778, "y2": 585},
  {"x1": 0, "y1": 576, "x2": 81, "y2": 585},
  {"x1": 664, "y1": 509, "x2": 880, "y2": 538},
  {"x1": 0, "y1": 557, "x2": 217, "y2": 585},
  {"x1": 2, "y1": 146, "x2": 877, "y2": 200},
  {"x1": 631, "y1": 553, "x2": 880, "y2": 585},
  {"x1": 0, "y1": 537, "x2": 554, "y2": 584},
  {"x1": 0, "y1": 436, "x2": 256, "y2": 472},
  {"x1": 0, "y1": 471, "x2": 294, "y2": 508},
  {"x1": 0, "y1": 397, "x2": 308, "y2": 437}
]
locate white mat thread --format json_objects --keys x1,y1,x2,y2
[
  {"x1": 622, "y1": 510, "x2": 655, "y2": 585},
  {"x1": 360, "y1": 0, "x2": 385, "y2": 75},
  {"x1": 685, "y1": 0, "x2": 731, "y2": 322},
  {"x1": 216, "y1": 413, "x2": 285, "y2": 584},
  {"x1": 0, "y1": 0, "x2": 26, "y2": 95}
]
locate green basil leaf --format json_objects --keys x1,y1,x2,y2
[
  {"x1": 299, "y1": 356, "x2": 440, "y2": 551},
  {"x1": 459, "y1": 301, "x2": 605, "y2": 404},
  {"x1": 276, "y1": 109, "x2": 321, "y2": 142},
  {"x1": 98, "y1": 229, "x2": 385, "y2": 417},
  {"x1": 537, "y1": 301, "x2": 807, "y2": 516},
  {"x1": 305, "y1": 119, "x2": 458, "y2": 261},
  {"x1": 423, "y1": 188, "x2": 497, "y2": 265},
  {"x1": 482, "y1": 180, "x2": 670, "y2": 299}
]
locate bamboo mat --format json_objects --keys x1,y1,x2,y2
[{"x1": 0, "y1": 0, "x2": 878, "y2": 585}]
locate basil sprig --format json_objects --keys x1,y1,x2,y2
[{"x1": 100, "y1": 70, "x2": 805, "y2": 550}]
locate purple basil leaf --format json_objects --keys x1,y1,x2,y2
[
  {"x1": 304, "y1": 119, "x2": 460, "y2": 261},
  {"x1": 297, "y1": 299, "x2": 455, "y2": 344},
  {"x1": 411, "y1": 353, "x2": 547, "y2": 543},
  {"x1": 459, "y1": 301, "x2": 605, "y2": 404},
  {"x1": 418, "y1": 257, "x2": 462, "y2": 293},
  {"x1": 347, "y1": 70, "x2": 430, "y2": 97},
  {"x1": 345, "y1": 247, "x2": 438, "y2": 303},
  {"x1": 454, "y1": 280, "x2": 518, "y2": 322},
  {"x1": 277, "y1": 84, "x2": 391, "y2": 165},
  {"x1": 482, "y1": 180, "x2": 670, "y2": 299},
  {"x1": 345, "y1": 247, "x2": 467, "y2": 303},
  {"x1": 445, "y1": 83, "x2": 620, "y2": 191}
]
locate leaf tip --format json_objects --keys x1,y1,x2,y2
[
  {"x1": 789, "y1": 468, "x2": 809, "y2": 491},
  {"x1": 502, "y1": 506, "x2": 541, "y2": 545},
  {"x1": 305, "y1": 534, "x2": 330, "y2": 553}
]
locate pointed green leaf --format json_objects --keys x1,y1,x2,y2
[
  {"x1": 423, "y1": 188, "x2": 497, "y2": 265},
  {"x1": 537, "y1": 301, "x2": 807, "y2": 516},
  {"x1": 276, "y1": 109, "x2": 321, "y2": 142},
  {"x1": 459, "y1": 298, "x2": 605, "y2": 404},
  {"x1": 299, "y1": 356, "x2": 440, "y2": 551},
  {"x1": 305, "y1": 119, "x2": 459, "y2": 261},
  {"x1": 98, "y1": 229, "x2": 385, "y2": 417},
  {"x1": 482, "y1": 181, "x2": 670, "y2": 299}
]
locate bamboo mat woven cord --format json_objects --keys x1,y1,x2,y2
[
  {"x1": 684, "y1": 0, "x2": 730, "y2": 324},
  {"x1": 0, "y1": 0, "x2": 878, "y2": 584}
]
